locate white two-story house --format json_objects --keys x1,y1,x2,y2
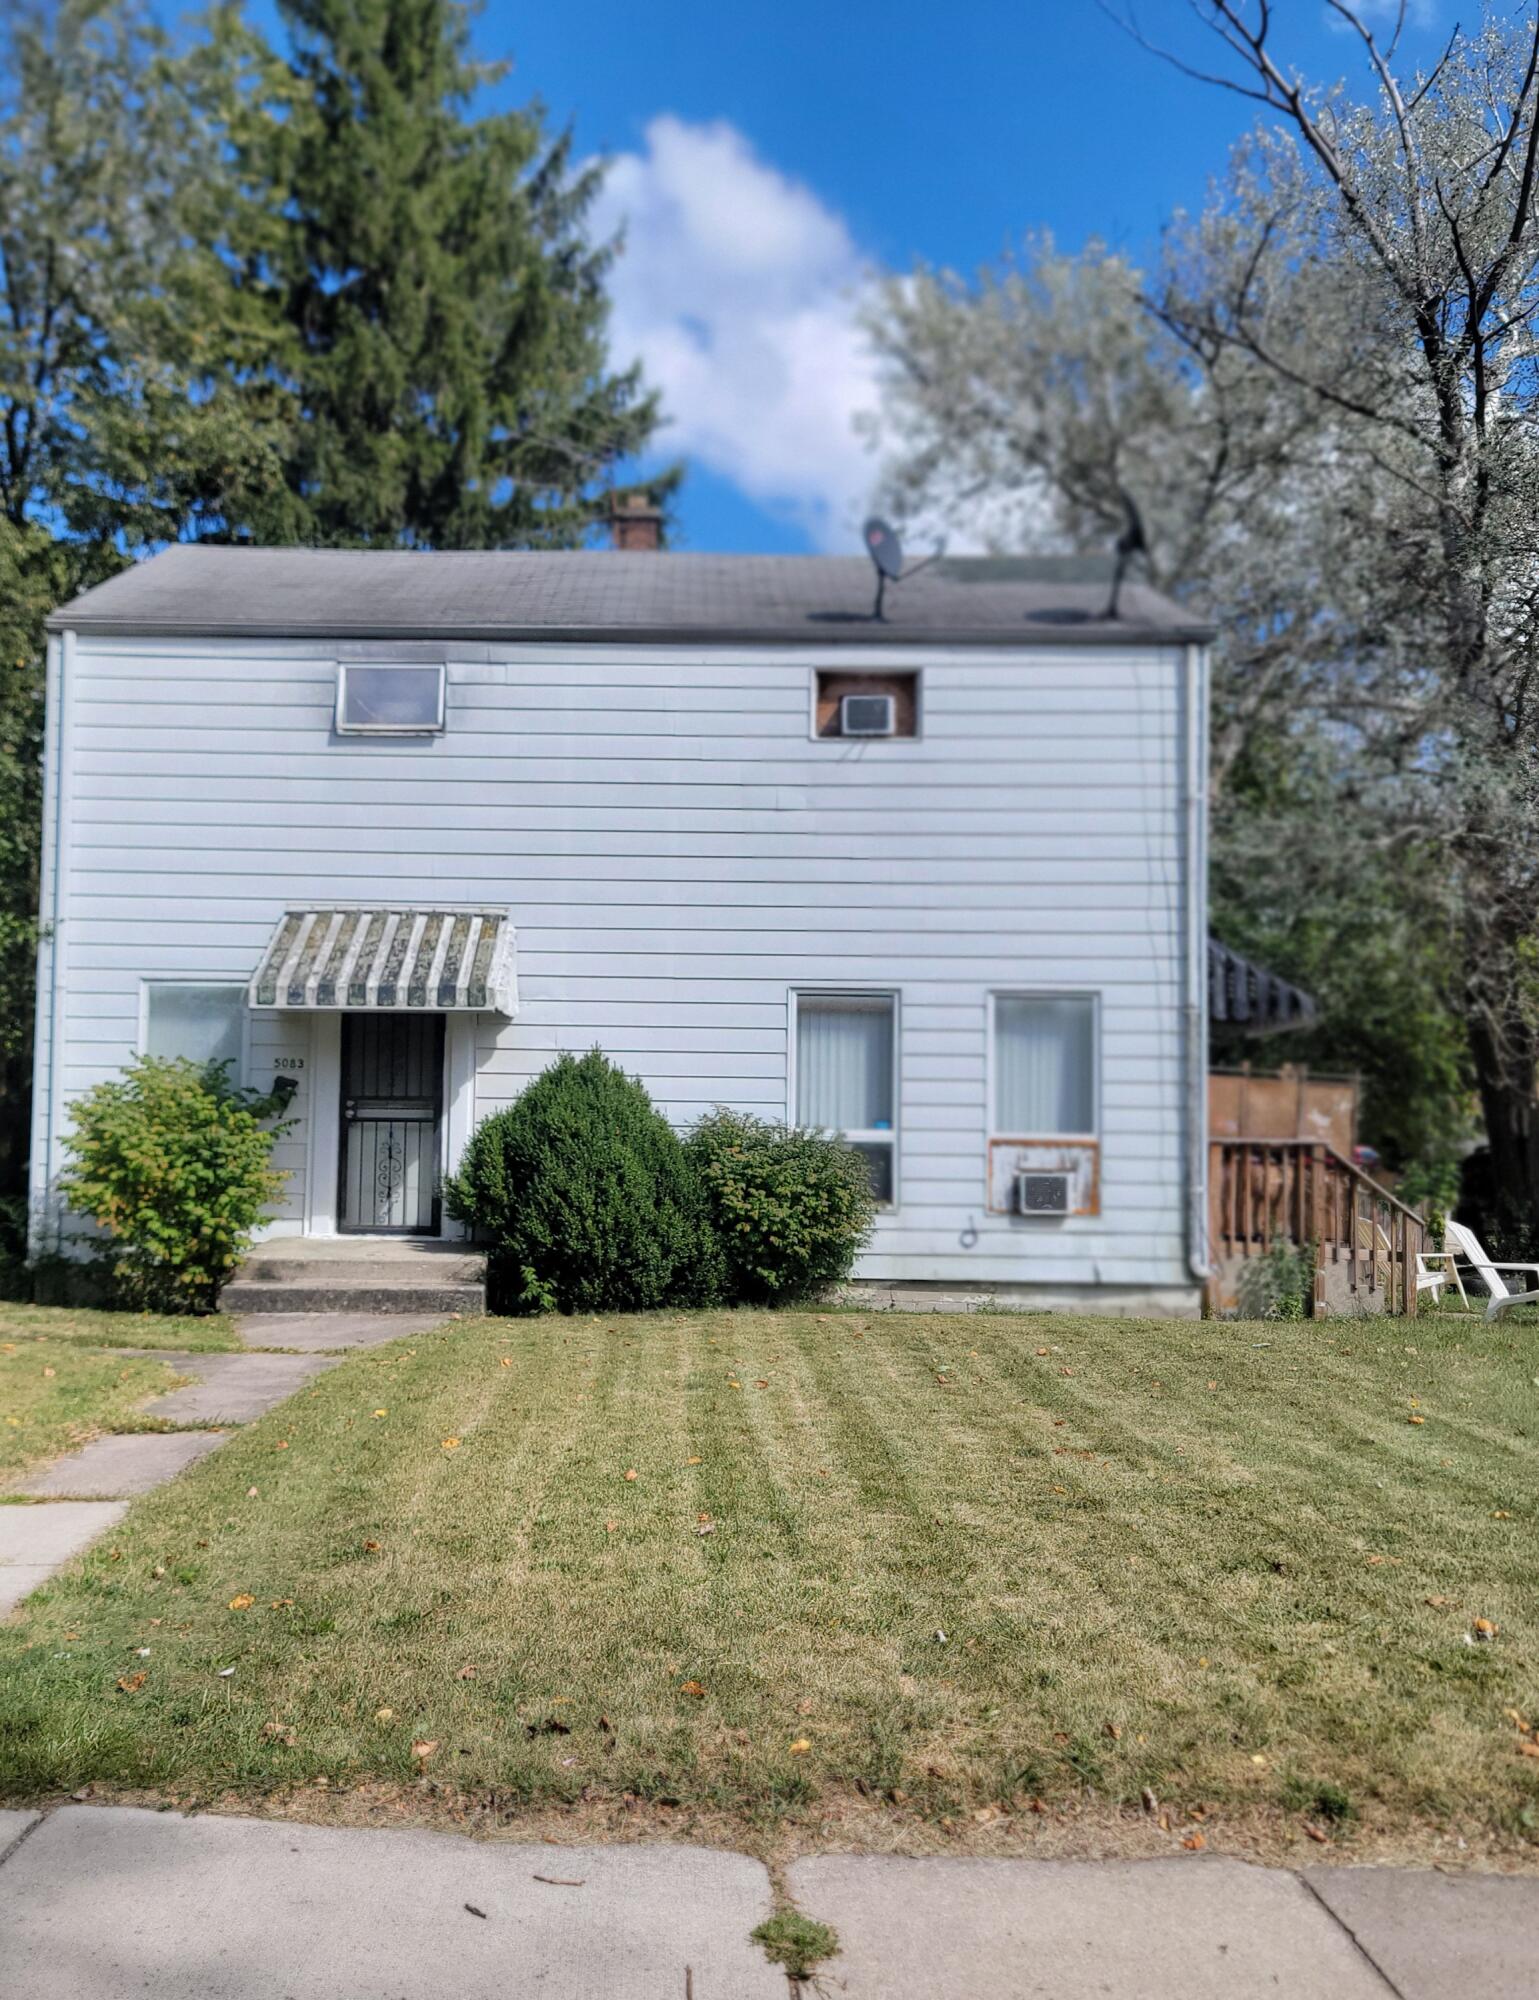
[{"x1": 29, "y1": 545, "x2": 1213, "y2": 1314}]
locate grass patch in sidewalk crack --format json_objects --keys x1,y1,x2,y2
[{"x1": 751, "y1": 1910, "x2": 839, "y2": 1980}]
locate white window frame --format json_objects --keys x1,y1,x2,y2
[
  {"x1": 788, "y1": 986, "x2": 901, "y2": 1208},
  {"x1": 139, "y1": 978, "x2": 250, "y2": 1081},
  {"x1": 335, "y1": 660, "x2": 447, "y2": 736},
  {"x1": 986, "y1": 989, "x2": 1100, "y2": 1141}
]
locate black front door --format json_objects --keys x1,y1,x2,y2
[{"x1": 339, "y1": 1014, "x2": 445, "y2": 1234}]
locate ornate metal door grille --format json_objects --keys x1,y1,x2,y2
[{"x1": 339, "y1": 1014, "x2": 444, "y2": 1234}]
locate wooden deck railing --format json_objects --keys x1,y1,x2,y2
[{"x1": 1209, "y1": 1138, "x2": 1428, "y2": 1316}]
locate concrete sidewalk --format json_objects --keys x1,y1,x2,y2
[{"x1": 1, "y1": 1805, "x2": 1536, "y2": 1998}]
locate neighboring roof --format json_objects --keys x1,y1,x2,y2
[
  {"x1": 47, "y1": 545, "x2": 1214, "y2": 647},
  {"x1": 1208, "y1": 937, "x2": 1318, "y2": 1037}
]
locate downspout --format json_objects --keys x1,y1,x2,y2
[
  {"x1": 29, "y1": 629, "x2": 69, "y2": 1256},
  {"x1": 1183, "y1": 639, "x2": 1212, "y2": 1285}
]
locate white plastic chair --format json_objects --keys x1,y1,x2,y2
[
  {"x1": 1415, "y1": 1248, "x2": 1468, "y2": 1308},
  {"x1": 1444, "y1": 1219, "x2": 1539, "y2": 1321}
]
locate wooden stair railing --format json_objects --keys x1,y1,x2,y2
[{"x1": 1208, "y1": 1138, "x2": 1428, "y2": 1316}]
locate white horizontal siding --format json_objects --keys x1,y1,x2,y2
[{"x1": 37, "y1": 634, "x2": 1200, "y2": 1291}]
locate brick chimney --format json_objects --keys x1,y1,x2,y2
[{"x1": 607, "y1": 491, "x2": 663, "y2": 552}]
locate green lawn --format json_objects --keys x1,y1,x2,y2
[
  {"x1": 0, "y1": 1303, "x2": 244, "y2": 1352},
  {"x1": 2, "y1": 1309, "x2": 1536, "y2": 1847},
  {"x1": 0, "y1": 1338, "x2": 186, "y2": 1482}
]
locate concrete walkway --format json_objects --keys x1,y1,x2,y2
[
  {"x1": 0, "y1": 1314, "x2": 440, "y2": 1617},
  {"x1": 0, "y1": 1806, "x2": 1535, "y2": 1998}
]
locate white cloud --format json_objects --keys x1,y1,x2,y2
[{"x1": 591, "y1": 117, "x2": 883, "y2": 551}]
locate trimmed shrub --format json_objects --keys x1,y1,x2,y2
[
  {"x1": 443, "y1": 1050, "x2": 724, "y2": 1314},
  {"x1": 687, "y1": 1109, "x2": 876, "y2": 1304},
  {"x1": 58, "y1": 1057, "x2": 290, "y2": 1313}
]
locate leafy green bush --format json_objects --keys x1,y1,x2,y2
[
  {"x1": 1236, "y1": 1239, "x2": 1316, "y2": 1321},
  {"x1": 443, "y1": 1050, "x2": 723, "y2": 1314},
  {"x1": 58, "y1": 1057, "x2": 290, "y2": 1313},
  {"x1": 687, "y1": 1109, "x2": 876, "y2": 1304}
]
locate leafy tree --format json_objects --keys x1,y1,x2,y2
[
  {"x1": 204, "y1": 0, "x2": 670, "y2": 546},
  {"x1": 861, "y1": 17, "x2": 1539, "y2": 1205},
  {"x1": 0, "y1": 1, "x2": 299, "y2": 1214}
]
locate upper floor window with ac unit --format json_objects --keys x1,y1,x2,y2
[
  {"x1": 336, "y1": 662, "x2": 446, "y2": 734},
  {"x1": 992, "y1": 994, "x2": 1097, "y2": 1138},
  {"x1": 794, "y1": 990, "x2": 898, "y2": 1203},
  {"x1": 814, "y1": 670, "x2": 919, "y2": 739},
  {"x1": 143, "y1": 982, "x2": 246, "y2": 1075}
]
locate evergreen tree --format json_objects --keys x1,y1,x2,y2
[{"x1": 211, "y1": 0, "x2": 669, "y2": 546}]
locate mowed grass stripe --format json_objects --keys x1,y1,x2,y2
[{"x1": 0, "y1": 1308, "x2": 1535, "y2": 1839}]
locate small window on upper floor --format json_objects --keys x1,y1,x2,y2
[
  {"x1": 814, "y1": 670, "x2": 919, "y2": 739},
  {"x1": 336, "y1": 662, "x2": 446, "y2": 735}
]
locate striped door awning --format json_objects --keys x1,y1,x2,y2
[{"x1": 248, "y1": 909, "x2": 516, "y2": 1013}]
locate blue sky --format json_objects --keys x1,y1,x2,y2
[{"x1": 249, "y1": 1, "x2": 1452, "y2": 552}]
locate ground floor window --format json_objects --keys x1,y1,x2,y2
[
  {"x1": 991, "y1": 992, "x2": 1097, "y2": 1137},
  {"x1": 793, "y1": 989, "x2": 898, "y2": 1203},
  {"x1": 142, "y1": 982, "x2": 246, "y2": 1074}
]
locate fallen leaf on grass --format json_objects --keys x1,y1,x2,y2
[
  {"x1": 1426, "y1": 1594, "x2": 1455, "y2": 1608},
  {"x1": 499, "y1": 1358, "x2": 511, "y2": 1368},
  {"x1": 411, "y1": 1740, "x2": 439, "y2": 1764},
  {"x1": 604, "y1": 1520, "x2": 618, "y2": 1534},
  {"x1": 275, "y1": 1441, "x2": 289, "y2": 1452},
  {"x1": 1103, "y1": 1721, "x2": 1122, "y2": 1741},
  {"x1": 375, "y1": 1707, "x2": 394, "y2": 1721},
  {"x1": 1303, "y1": 1823, "x2": 1330, "y2": 1844},
  {"x1": 1493, "y1": 1510, "x2": 1512, "y2": 1520},
  {"x1": 973, "y1": 1804, "x2": 1002, "y2": 1825},
  {"x1": 373, "y1": 1409, "x2": 388, "y2": 1419},
  {"x1": 680, "y1": 1680, "x2": 706, "y2": 1698},
  {"x1": 1408, "y1": 1415, "x2": 1426, "y2": 1427},
  {"x1": 623, "y1": 1469, "x2": 638, "y2": 1482},
  {"x1": 1181, "y1": 1831, "x2": 1206, "y2": 1851},
  {"x1": 269, "y1": 1598, "x2": 294, "y2": 1610},
  {"x1": 456, "y1": 1664, "x2": 480, "y2": 1680},
  {"x1": 42, "y1": 1366, "x2": 55, "y2": 1378},
  {"x1": 685, "y1": 1455, "x2": 702, "y2": 1466},
  {"x1": 1473, "y1": 1618, "x2": 1499, "y2": 1642},
  {"x1": 789, "y1": 1737, "x2": 812, "y2": 1755},
  {"x1": 260, "y1": 1721, "x2": 297, "y2": 1747},
  {"x1": 1035, "y1": 1347, "x2": 1050, "y2": 1357},
  {"x1": 116, "y1": 1672, "x2": 146, "y2": 1694},
  {"x1": 362, "y1": 1539, "x2": 381, "y2": 1553},
  {"x1": 1518, "y1": 1742, "x2": 1539, "y2": 1762},
  {"x1": 227, "y1": 1595, "x2": 255, "y2": 1611},
  {"x1": 441, "y1": 1438, "x2": 461, "y2": 1452}
]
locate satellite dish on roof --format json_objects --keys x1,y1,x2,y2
[
  {"x1": 864, "y1": 517, "x2": 904, "y2": 580},
  {"x1": 862, "y1": 516, "x2": 943, "y2": 619}
]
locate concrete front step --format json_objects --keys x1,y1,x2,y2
[
  {"x1": 227, "y1": 1239, "x2": 486, "y2": 1316},
  {"x1": 223, "y1": 1281, "x2": 484, "y2": 1316}
]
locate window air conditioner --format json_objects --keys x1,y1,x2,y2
[
  {"x1": 1016, "y1": 1171, "x2": 1070, "y2": 1217},
  {"x1": 840, "y1": 692, "x2": 896, "y2": 736}
]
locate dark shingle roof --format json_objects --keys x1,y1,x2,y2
[{"x1": 47, "y1": 545, "x2": 1213, "y2": 646}]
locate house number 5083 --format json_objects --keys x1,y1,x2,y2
[{"x1": 273, "y1": 1057, "x2": 305, "y2": 1070}]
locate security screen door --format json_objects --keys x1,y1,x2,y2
[{"x1": 339, "y1": 1014, "x2": 444, "y2": 1234}]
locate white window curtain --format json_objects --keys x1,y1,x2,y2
[
  {"x1": 797, "y1": 997, "x2": 893, "y2": 1131},
  {"x1": 994, "y1": 996, "x2": 1095, "y2": 1136},
  {"x1": 144, "y1": 984, "x2": 246, "y2": 1072},
  {"x1": 796, "y1": 993, "x2": 896, "y2": 1203}
]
